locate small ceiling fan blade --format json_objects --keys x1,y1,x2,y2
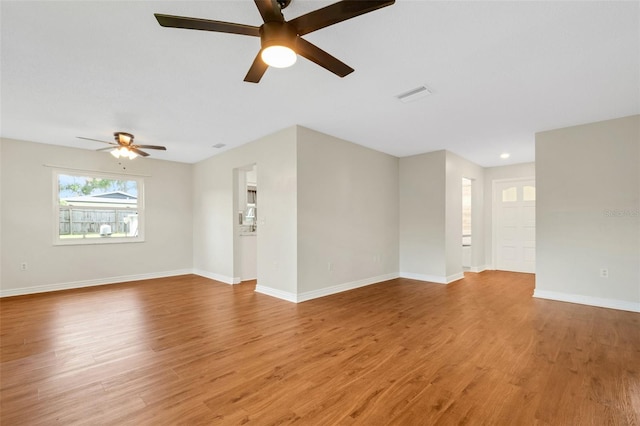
[
  {"x1": 77, "y1": 136, "x2": 117, "y2": 145},
  {"x1": 290, "y1": 0, "x2": 395, "y2": 36},
  {"x1": 295, "y1": 38, "x2": 354, "y2": 78},
  {"x1": 254, "y1": 0, "x2": 284, "y2": 23},
  {"x1": 130, "y1": 148, "x2": 150, "y2": 157},
  {"x1": 154, "y1": 14, "x2": 261, "y2": 37},
  {"x1": 135, "y1": 145, "x2": 167, "y2": 151},
  {"x1": 244, "y1": 52, "x2": 269, "y2": 83},
  {"x1": 96, "y1": 147, "x2": 115, "y2": 152}
]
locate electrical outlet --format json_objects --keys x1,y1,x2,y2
[
  {"x1": 20, "y1": 262, "x2": 28, "y2": 271},
  {"x1": 599, "y1": 268, "x2": 608, "y2": 278}
]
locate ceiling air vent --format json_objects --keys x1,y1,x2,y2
[{"x1": 396, "y1": 85, "x2": 433, "y2": 103}]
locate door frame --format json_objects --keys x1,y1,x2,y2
[{"x1": 491, "y1": 176, "x2": 535, "y2": 271}]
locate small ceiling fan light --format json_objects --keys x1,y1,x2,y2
[
  {"x1": 110, "y1": 149, "x2": 121, "y2": 159},
  {"x1": 261, "y1": 45, "x2": 297, "y2": 68},
  {"x1": 127, "y1": 150, "x2": 138, "y2": 160}
]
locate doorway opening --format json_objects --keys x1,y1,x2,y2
[
  {"x1": 462, "y1": 177, "x2": 472, "y2": 271},
  {"x1": 234, "y1": 164, "x2": 258, "y2": 283}
]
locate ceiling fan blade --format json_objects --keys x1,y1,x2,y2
[
  {"x1": 135, "y1": 145, "x2": 167, "y2": 151},
  {"x1": 244, "y1": 52, "x2": 269, "y2": 83},
  {"x1": 77, "y1": 136, "x2": 117, "y2": 145},
  {"x1": 130, "y1": 148, "x2": 150, "y2": 157},
  {"x1": 96, "y1": 147, "x2": 115, "y2": 152},
  {"x1": 253, "y1": 0, "x2": 284, "y2": 23},
  {"x1": 154, "y1": 14, "x2": 261, "y2": 37},
  {"x1": 295, "y1": 38, "x2": 354, "y2": 78},
  {"x1": 289, "y1": 0, "x2": 395, "y2": 36}
]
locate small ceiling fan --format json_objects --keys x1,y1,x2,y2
[
  {"x1": 78, "y1": 132, "x2": 167, "y2": 159},
  {"x1": 154, "y1": 0, "x2": 395, "y2": 83}
]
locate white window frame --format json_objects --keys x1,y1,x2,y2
[{"x1": 53, "y1": 168, "x2": 145, "y2": 246}]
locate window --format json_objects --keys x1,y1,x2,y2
[
  {"x1": 523, "y1": 185, "x2": 536, "y2": 201},
  {"x1": 501, "y1": 186, "x2": 517, "y2": 202},
  {"x1": 54, "y1": 169, "x2": 144, "y2": 245}
]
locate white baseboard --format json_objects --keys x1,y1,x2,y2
[
  {"x1": 399, "y1": 272, "x2": 447, "y2": 284},
  {"x1": 533, "y1": 289, "x2": 640, "y2": 313},
  {"x1": 468, "y1": 265, "x2": 488, "y2": 273},
  {"x1": 254, "y1": 285, "x2": 298, "y2": 303},
  {"x1": 447, "y1": 272, "x2": 465, "y2": 283},
  {"x1": 192, "y1": 269, "x2": 239, "y2": 285},
  {"x1": 0, "y1": 269, "x2": 193, "y2": 298},
  {"x1": 399, "y1": 272, "x2": 464, "y2": 284},
  {"x1": 296, "y1": 273, "x2": 399, "y2": 303},
  {"x1": 256, "y1": 273, "x2": 399, "y2": 303}
]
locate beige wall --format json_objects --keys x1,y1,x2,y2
[
  {"x1": 192, "y1": 127, "x2": 298, "y2": 295},
  {"x1": 296, "y1": 127, "x2": 399, "y2": 299},
  {"x1": 535, "y1": 115, "x2": 639, "y2": 312},
  {"x1": 399, "y1": 151, "x2": 447, "y2": 281},
  {"x1": 193, "y1": 126, "x2": 399, "y2": 301},
  {"x1": 399, "y1": 150, "x2": 486, "y2": 282},
  {"x1": 0, "y1": 138, "x2": 193, "y2": 296}
]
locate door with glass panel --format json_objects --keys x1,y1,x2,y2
[{"x1": 495, "y1": 179, "x2": 536, "y2": 273}]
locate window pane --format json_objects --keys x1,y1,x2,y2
[
  {"x1": 523, "y1": 185, "x2": 536, "y2": 201},
  {"x1": 502, "y1": 186, "x2": 517, "y2": 202},
  {"x1": 57, "y1": 172, "x2": 141, "y2": 243}
]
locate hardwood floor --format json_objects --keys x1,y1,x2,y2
[{"x1": 1, "y1": 272, "x2": 638, "y2": 425}]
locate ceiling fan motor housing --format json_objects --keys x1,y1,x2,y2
[
  {"x1": 114, "y1": 132, "x2": 134, "y2": 146},
  {"x1": 260, "y1": 22, "x2": 297, "y2": 50}
]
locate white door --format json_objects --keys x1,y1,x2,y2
[{"x1": 494, "y1": 179, "x2": 536, "y2": 273}]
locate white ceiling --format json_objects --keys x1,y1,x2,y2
[{"x1": 2, "y1": 1, "x2": 638, "y2": 166}]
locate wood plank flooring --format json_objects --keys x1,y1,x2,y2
[{"x1": 1, "y1": 272, "x2": 639, "y2": 425}]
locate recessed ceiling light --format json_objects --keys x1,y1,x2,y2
[{"x1": 500, "y1": 153, "x2": 510, "y2": 159}]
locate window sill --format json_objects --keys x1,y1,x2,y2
[{"x1": 54, "y1": 237, "x2": 145, "y2": 246}]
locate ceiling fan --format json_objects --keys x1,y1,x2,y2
[
  {"x1": 78, "y1": 132, "x2": 167, "y2": 159},
  {"x1": 154, "y1": 0, "x2": 395, "y2": 83}
]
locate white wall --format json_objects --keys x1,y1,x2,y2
[
  {"x1": 445, "y1": 151, "x2": 485, "y2": 277},
  {"x1": 535, "y1": 115, "x2": 640, "y2": 312},
  {"x1": 0, "y1": 138, "x2": 193, "y2": 296},
  {"x1": 296, "y1": 127, "x2": 399, "y2": 300},
  {"x1": 192, "y1": 127, "x2": 298, "y2": 295},
  {"x1": 399, "y1": 151, "x2": 447, "y2": 281},
  {"x1": 483, "y1": 162, "x2": 535, "y2": 269}
]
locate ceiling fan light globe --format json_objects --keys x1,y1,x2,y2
[
  {"x1": 261, "y1": 45, "x2": 296, "y2": 68},
  {"x1": 110, "y1": 149, "x2": 121, "y2": 159},
  {"x1": 127, "y1": 150, "x2": 138, "y2": 160}
]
